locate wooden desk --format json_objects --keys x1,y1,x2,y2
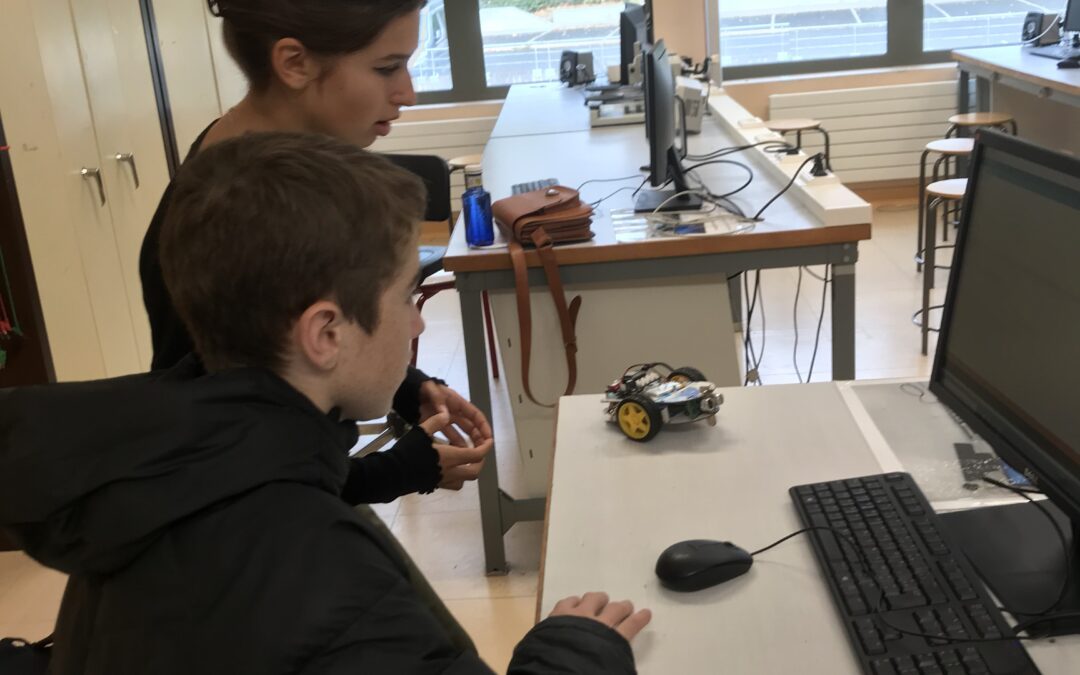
[
  {"x1": 446, "y1": 86, "x2": 871, "y2": 574},
  {"x1": 539, "y1": 383, "x2": 1080, "y2": 673},
  {"x1": 953, "y1": 46, "x2": 1080, "y2": 113}
]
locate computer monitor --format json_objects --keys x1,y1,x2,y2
[
  {"x1": 930, "y1": 129, "x2": 1080, "y2": 635},
  {"x1": 1065, "y1": 0, "x2": 1080, "y2": 33},
  {"x1": 619, "y1": 5, "x2": 649, "y2": 85},
  {"x1": 633, "y1": 40, "x2": 702, "y2": 213}
]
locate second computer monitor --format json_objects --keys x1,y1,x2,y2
[
  {"x1": 929, "y1": 130, "x2": 1080, "y2": 633},
  {"x1": 1065, "y1": 0, "x2": 1080, "y2": 32},
  {"x1": 619, "y1": 5, "x2": 649, "y2": 85},
  {"x1": 634, "y1": 39, "x2": 701, "y2": 213}
]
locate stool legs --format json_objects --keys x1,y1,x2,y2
[
  {"x1": 922, "y1": 197, "x2": 940, "y2": 355},
  {"x1": 917, "y1": 149, "x2": 930, "y2": 272}
]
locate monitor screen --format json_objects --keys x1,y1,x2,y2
[
  {"x1": 644, "y1": 39, "x2": 673, "y2": 188},
  {"x1": 1065, "y1": 0, "x2": 1080, "y2": 33},
  {"x1": 634, "y1": 40, "x2": 701, "y2": 213},
  {"x1": 620, "y1": 5, "x2": 649, "y2": 85},
  {"x1": 930, "y1": 130, "x2": 1080, "y2": 524}
]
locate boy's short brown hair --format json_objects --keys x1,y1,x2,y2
[{"x1": 160, "y1": 131, "x2": 425, "y2": 371}]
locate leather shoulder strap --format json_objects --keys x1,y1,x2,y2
[{"x1": 507, "y1": 229, "x2": 582, "y2": 408}]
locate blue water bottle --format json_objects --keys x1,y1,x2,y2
[{"x1": 462, "y1": 165, "x2": 494, "y2": 247}]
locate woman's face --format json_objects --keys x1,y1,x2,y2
[{"x1": 301, "y1": 10, "x2": 420, "y2": 148}]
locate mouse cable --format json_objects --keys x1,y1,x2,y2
[{"x1": 752, "y1": 509, "x2": 1063, "y2": 642}]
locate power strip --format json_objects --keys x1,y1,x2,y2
[{"x1": 707, "y1": 88, "x2": 871, "y2": 227}]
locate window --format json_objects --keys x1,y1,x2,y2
[
  {"x1": 719, "y1": 1, "x2": 888, "y2": 68},
  {"x1": 412, "y1": 0, "x2": 453, "y2": 92},
  {"x1": 415, "y1": 2, "x2": 1066, "y2": 104},
  {"x1": 922, "y1": 0, "x2": 1062, "y2": 52},
  {"x1": 478, "y1": 0, "x2": 643, "y2": 86}
]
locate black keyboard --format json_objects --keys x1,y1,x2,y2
[
  {"x1": 511, "y1": 178, "x2": 559, "y2": 195},
  {"x1": 1028, "y1": 45, "x2": 1080, "y2": 61},
  {"x1": 790, "y1": 472, "x2": 1040, "y2": 675}
]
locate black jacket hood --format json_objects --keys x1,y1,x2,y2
[{"x1": 0, "y1": 357, "x2": 358, "y2": 576}]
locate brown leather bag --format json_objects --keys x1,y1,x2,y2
[{"x1": 492, "y1": 186, "x2": 594, "y2": 408}]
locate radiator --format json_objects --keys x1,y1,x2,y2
[
  {"x1": 370, "y1": 116, "x2": 497, "y2": 211},
  {"x1": 768, "y1": 80, "x2": 959, "y2": 183}
]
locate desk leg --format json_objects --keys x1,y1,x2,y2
[
  {"x1": 831, "y1": 261, "x2": 856, "y2": 381},
  {"x1": 459, "y1": 286, "x2": 509, "y2": 575},
  {"x1": 728, "y1": 273, "x2": 743, "y2": 330}
]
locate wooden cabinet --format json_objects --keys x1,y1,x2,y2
[{"x1": 0, "y1": 0, "x2": 170, "y2": 380}]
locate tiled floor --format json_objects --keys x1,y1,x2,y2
[{"x1": 0, "y1": 204, "x2": 949, "y2": 671}]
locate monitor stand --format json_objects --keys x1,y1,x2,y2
[
  {"x1": 939, "y1": 500, "x2": 1080, "y2": 637},
  {"x1": 634, "y1": 147, "x2": 704, "y2": 213}
]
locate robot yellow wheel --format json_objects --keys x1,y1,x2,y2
[
  {"x1": 668, "y1": 366, "x2": 706, "y2": 384},
  {"x1": 617, "y1": 395, "x2": 663, "y2": 442}
]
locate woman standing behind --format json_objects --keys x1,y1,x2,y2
[{"x1": 141, "y1": 0, "x2": 493, "y2": 498}]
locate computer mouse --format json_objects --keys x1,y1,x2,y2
[
  {"x1": 1057, "y1": 59, "x2": 1080, "y2": 69},
  {"x1": 655, "y1": 539, "x2": 753, "y2": 592}
]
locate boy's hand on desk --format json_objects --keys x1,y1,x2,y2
[
  {"x1": 549, "y1": 592, "x2": 652, "y2": 643},
  {"x1": 418, "y1": 382, "x2": 494, "y2": 448},
  {"x1": 419, "y1": 409, "x2": 492, "y2": 491}
]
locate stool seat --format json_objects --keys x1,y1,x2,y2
[
  {"x1": 925, "y1": 138, "x2": 975, "y2": 156},
  {"x1": 947, "y1": 112, "x2": 1014, "y2": 127},
  {"x1": 926, "y1": 178, "x2": 968, "y2": 200},
  {"x1": 763, "y1": 118, "x2": 821, "y2": 132},
  {"x1": 447, "y1": 154, "x2": 483, "y2": 171}
]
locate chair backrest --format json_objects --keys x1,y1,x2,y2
[{"x1": 381, "y1": 153, "x2": 452, "y2": 229}]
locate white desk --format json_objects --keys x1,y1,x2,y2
[
  {"x1": 489, "y1": 83, "x2": 595, "y2": 139},
  {"x1": 539, "y1": 383, "x2": 1080, "y2": 674},
  {"x1": 448, "y1": 85, "x2": 872, "y2": 574},
  {"x1": 954, "y1": 47, "x2": 1080, "y2": 112}
]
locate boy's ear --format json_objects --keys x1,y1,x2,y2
[
  {"x1": 270, "y1": 37, "x2": 321, "y2": 91},
  {"x1": 293, "y1": 300, "x2": 349, "y2": 371}
]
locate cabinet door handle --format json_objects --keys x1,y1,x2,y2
[
  {"x1": 114, "y1": 152, "x2": 140, "y2": 189},
  {"x1": 80, "y1": 167, "x2": 106, "y2": 206}
]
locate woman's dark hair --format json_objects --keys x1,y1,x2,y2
[{"x1": 208, "y1": 0, "x2": 427, "y2": 90}]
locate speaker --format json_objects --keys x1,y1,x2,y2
[
  {"x1": 559, "y1": 51, "x2": 595, "y2": 86},
  {"x1": 1022, "y1": 12, "x2": 1060, "y2": 46}
]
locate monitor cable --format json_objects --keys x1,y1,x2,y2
[{"x1": 752, "y1": 154, "x2": 821, "y2": 221}]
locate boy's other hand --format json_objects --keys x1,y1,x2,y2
[
  {"x1": 418, "y1": 382, "x2": 493, "y2": 448},
  {"x1": 548, "y1": 592, "x2": 652, "y2": 643},
  {"x1": 418, "y1": 409, "x2": 492, "y2": 490}
]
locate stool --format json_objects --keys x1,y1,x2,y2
[
  {"x1": 917, "y1": 138, "x2": 973, "y2": 270},
  {"x1": 448, "y1": 154, "x2": 483, "y2": 174},
  {"x1": 764, "y1": 118, "x2": 832, "y2": 171},
  {"x1": 915, "y1": 178, "x2": 967, "y2": 355},
  {"x1": 945, "y1": 112, "x2": 1017, "y2": 138}
]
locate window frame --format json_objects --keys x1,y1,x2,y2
[{"x1": 416, "y1": 1, "x2": 982, "y2": 105}]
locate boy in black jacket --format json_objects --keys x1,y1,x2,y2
[{"x1": 0, "y1": 132, "x2": 650, "y2": 673}]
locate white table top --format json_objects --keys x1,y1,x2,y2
[
  {"x1": 445, "y1": 91, "x2": 871, "y2": 273},
  {"x1": 489, "y1": 82, "x2": 600, "y2": 139},
  {"x1": 953, "y1": 46, "x2": 1080, "y2": 98},
  {"x1": 540, "y1": 382, "x2": 1079, "y2": 674}
]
